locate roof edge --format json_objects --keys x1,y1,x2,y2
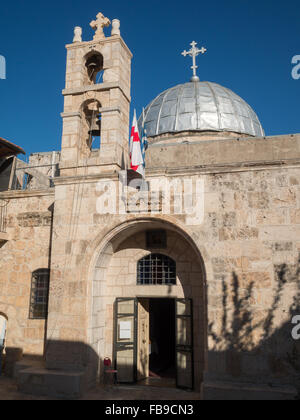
[{"x1": 0, "y1": 137, "x2": 26, "y2": 156}]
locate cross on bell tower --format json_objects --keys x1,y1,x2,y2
[{"x1": 182, "y1": 41, "x2": 207, "y2": 82}]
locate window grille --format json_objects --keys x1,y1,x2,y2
[
  {"x1": 29, "y1": 269, "x2": 50, "y2": 319},
  {"x1": 137, "y1": 254, "x2": 176, "y2": 285}
]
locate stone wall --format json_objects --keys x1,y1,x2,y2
[
  {"x1": 44, "y1": 156, "x2": 300, "y2": 390},
  {"x1": 146, "y1": 134, "x2": 300, "y2": 170},
  {"x1": 202, "y1": 167, "x2": 300, "y2": 387},
  {"x1": 0, "y1": 190, "x2": 54, "y2": 356}
]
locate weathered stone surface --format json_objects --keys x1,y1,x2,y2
[
  {"x1": 0, "y1": 14, "x2": 299, "y2": 400},
  {"x1": 17, "y1": 212, "x2": 52, "y2": 228},
  {"x1": 0, "y1": 193, "x2": 53, "y2": 356}
]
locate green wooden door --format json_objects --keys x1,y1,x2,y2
[
  {"x1": 114, "y1": 298, "x2": 138, "y2": 383},
  {"x1": 175, "y1": 298, "x2": 194, "y2": 390}
]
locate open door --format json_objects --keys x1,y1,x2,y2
[
  {"x1": 114, "y1": 298, "x2": 137, "y2": 384},
  {"x1": 175, "y1": 298, "x2": 194, "y2": 390},
  {"x1": 0, "y1": 315, "x2": 6, "y2": 347},
  {"x1": 137, "y1": 299, "x2": 149, "y2": 381}
]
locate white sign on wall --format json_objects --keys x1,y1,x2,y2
[{"x1": 119, "y1": 321, "x2": 131, "y2": 340}]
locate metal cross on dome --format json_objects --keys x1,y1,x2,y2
[{"x1": 182, "y1": 41, "x2": 207, "y2": 82}]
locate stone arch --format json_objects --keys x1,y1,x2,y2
[
  {"x1": 80, "y1": 99, "x2": 102, "y2": 151},
  {"x1": 87, "y1": 217, "x2": 209, "y2": 390},
  {"x1": 83, "y1": 50, "x2": 104, "y2": 84}
]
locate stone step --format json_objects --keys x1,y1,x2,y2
[
  {"x1": 14, "y1": 358, "x2": 44, "y2": 380},
  {"x1": 17, "y1": 367, "x2": 86, "y2": 400}
]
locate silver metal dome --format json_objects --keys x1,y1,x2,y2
[{"x1": 138, "y1": 82, "x2": 264, "y2": 138}]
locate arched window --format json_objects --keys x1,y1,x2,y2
[{"x1": 137, "y1": 254, "x2": 176, "y2": 285}]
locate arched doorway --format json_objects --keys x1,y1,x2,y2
[{"x1": 90, "y1": 219, "x2": 207, "y2": 391}]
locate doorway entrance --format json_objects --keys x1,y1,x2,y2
[
  {"x1": 150, "y1": 299, "x2": 176, "y2": 380},
  {"x1": 138, "y1": 298, "x2": 176, "y2": 387},
  {"x1": 114, "y1": 297, "x2": 194, "y2": 390}
]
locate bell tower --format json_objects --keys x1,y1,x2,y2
[{"x1": 60, "y1": 13, "x2": 132, "y2": 176}]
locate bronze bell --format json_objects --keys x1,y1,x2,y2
[
  {"x1": 86, "y1": 55, "x2": 102, "y2": 81},
  {"x1": 87, "y1": 60, "x2": 98, "y2": 72},
  {"x1": 88, "y1": 115, "x2": 101, "y2": 137}
]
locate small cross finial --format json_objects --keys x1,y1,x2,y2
[
  {"x1": 90, "y1": 12, "x2": 111, "y2": 40},
  {"x1": 182, "y1": 41, "x2": 207, "y2": 82}
]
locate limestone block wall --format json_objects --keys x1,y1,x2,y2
[
  {"x1": 44, "y1": 160, "x2": 299, "y2": 389},
  {"x1": 45, "y1": 181, "x2": 100, "y2": 370},
  {"x1": 146, "y1": 134, "x2": 300, "y2": 170},
  {"x1": 0, "y1": 191, "x2": 54, "y2": 356},
  {"x1": 201, "y1": 166, "x2": 300, "y2": 386}
]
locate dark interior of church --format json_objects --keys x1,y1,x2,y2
[{"x1": 149, "y1": 299, "x2": 176, "y2": 379}]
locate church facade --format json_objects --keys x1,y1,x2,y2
[{"x1": 0, "y1": 12, "x2": 299, "y2": 399}]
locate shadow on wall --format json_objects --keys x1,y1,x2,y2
[{"x1": 207, "y1": 254, "x2": 300, "y2": 396}]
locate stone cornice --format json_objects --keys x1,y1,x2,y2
[
  {"x1": 4, "y1": 160, "x2": 297, "y2": 192},
  {"x1": 147, "y1": 158, "x2": 300, "y2": 177},
  {"x1": 53, "y1": 158, "x2": 300, "y2": 186},
  {"x1": 61, "y1": 107, "x2": 121, "y2": 119},
  {"x1": 65, "y1": 36, "x2": 133, "y2": 60},
  {"x1": 148, "y1": 133, "x2": 300, "y2": 148},
  {"x1": 60, "y1": 112, "x2": 81, "y2": 119},
  {"x1": 98, "y1": 106, "x2": 121, "y2": 114},
  {"x1": 0, "y1": 189, "x2": 55, "y2": 199},
  {"x1": 62, "y1": 82, "x2": 131, "y2": 103},
  {"x1": 54, "y1": 172, "x2": 119, "y2": 186}
]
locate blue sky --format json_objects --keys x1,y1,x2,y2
[{"x1": 0, "y1": 0, "x2": 299, "y2": 158}]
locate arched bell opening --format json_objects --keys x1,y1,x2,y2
[
  {"x1": 81, "y1": 100, "x2": 102, "y2": 152},
  {"x1": 84, "y1": 51, "x2": 104, "y2": 85}
]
